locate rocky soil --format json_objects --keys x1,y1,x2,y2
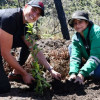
[{"x1": 1, "y1": 38, "x2": 100, "y2": 100}]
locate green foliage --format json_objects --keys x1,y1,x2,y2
[
  {"x1": 1, "y1": 0, "x2": 100, "y2": 39},
  {"x1": 65, "y1": 0, "x2": 100, "y2": 26},
  {"x1": 26, "y1": 23, "x2": 51, "y2": 95},
  {"x1": 0, "y1": 0, "x2": 19, "y2": 9},
  {"x1": 0, "y1": 0, "x2": 26, "y2": 9}
]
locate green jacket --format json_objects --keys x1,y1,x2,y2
[{"x1": 69, "y1": 24, "x2": 100, "y2": 77}]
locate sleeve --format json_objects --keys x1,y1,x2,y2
[
  {"x1": 1, "y1": 16, "x2": 17, "y2": 35},
  {"x1": 79, "y1": 25, "x2": 100, "y2": 77},
  {"x1": 69, "y1": 34, "x2": 82, "y2": 75}
]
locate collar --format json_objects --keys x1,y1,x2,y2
[{"x1": 83, "y1": 27, "x2": 89, "y2": 39}]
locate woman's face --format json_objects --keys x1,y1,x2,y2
[
  {"x1": 23, "y1": 5, "x2": 42, "y2": 23},
  {"x1": 73, "y1": 19, "x2": 89, "y2": 33}
]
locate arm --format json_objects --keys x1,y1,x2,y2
[
  {"x1": 0, "y1": 29, "x2": 34, "y2": 84},
  {"x1": 69, "y1": 35, "x2": 82, "y2": 75},
  {"x1": 68, "y1": 34, "x2": 83, "y2": 82},
  {"x1": 36, "y1": 51, "x2": 61, "y2": 80},
  {"x1": 21, "y1": 36, "x2": 61, "y2": 80}
]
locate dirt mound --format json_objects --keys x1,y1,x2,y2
[{"x1": 1, "y1": 39, "x2": 100, "y2": 100}]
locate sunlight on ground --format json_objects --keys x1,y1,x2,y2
[{"x1": 41, "y1": 33, "x2": 63, "y2": 40}]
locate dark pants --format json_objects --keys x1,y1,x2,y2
[
  {"x1": 0, "y1": 55, "x2": 11, "y2": 94},
  {"x1": 0, "y1": 37, "x2": 30, "y2": 94}
]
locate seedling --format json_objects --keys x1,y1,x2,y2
[{"x1": 26, "y1": 23, "x2": 51, "y2": 95}]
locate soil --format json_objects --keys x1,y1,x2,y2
[{"x1": 1, "y1": 38, "x2": 100, "y2": 100}]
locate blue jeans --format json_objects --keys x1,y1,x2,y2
[{"x1": 68, "y1": 44, "x2": 100, "y2": 78}]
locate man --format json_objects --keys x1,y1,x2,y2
[{"x1": 0, "y1": 0, "x2": 61, "y2": 94}]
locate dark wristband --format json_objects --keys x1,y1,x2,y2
[{"x1": 48, "y1": 67, "x2": 53, "y2": 72}]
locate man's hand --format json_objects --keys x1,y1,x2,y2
[
  {"x1": 50, "y1": 69, "x2": 61, "y2": 80},
  {"x1": 68, "y1": 74, "x2": 76, "y2": 81},
  {"x1": 22, "y1": 73, "x2": 35, "y2": 84},
  {"x1": 74, "y1": 73, "x2": 84, "y2": 85}
]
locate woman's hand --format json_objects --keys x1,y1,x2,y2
[
  {"x1": 68, "y1": 74, "x2": 76, "y2": 81},
  {"x1": 74, "y1": 73, "x2": 84, "y2": 85},
  {"x1": 50, "y1": 69, "x2": 61, "y2": 80}
]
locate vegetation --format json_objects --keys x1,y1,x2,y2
[
  {"x1": 1, "y1": 0, "x2": 100, "y2": 94},
  {"x1": 1, "y1": 0, "x2": 100, "y2": 39},
  {"x1": 26, "y1": 23, "x2": 51, "y2": 95}
]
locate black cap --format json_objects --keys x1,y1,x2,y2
[
  {"x1": 68, "y1": 11, "x2": 89, "y2": 27},
  {"x1": 28, "y1": 0, "x2": 44, "y2": 16}
]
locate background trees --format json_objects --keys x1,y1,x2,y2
[
  {"x1": 54, "y1": 0, "x2": 70, "y2": 40},
  {"x1": 0, "y1": 0, "x2": 100, "y2": 39}
]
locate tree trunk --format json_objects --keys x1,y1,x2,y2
[
  {"x1": 23, "y1": 0, "x2": 25, "y2": 6},
  {"x1": 54, "y1": 0, "x2": 70, "y2": 40},
  {"x1": 18, "y1": 0, "x2": 20, "y2": 7}
]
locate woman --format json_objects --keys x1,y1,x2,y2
[{"x1": 68, "y1": 10, "x2": 100, "y2": 84}]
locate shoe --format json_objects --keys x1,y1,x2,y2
[{"x1": 8, "y1": 72, "x2": 23, "y2": 82}]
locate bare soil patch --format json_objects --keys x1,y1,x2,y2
[{"x1": 1, "y1": 38, "x2": 100, "y2": 100}]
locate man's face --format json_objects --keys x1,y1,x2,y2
[
  {"x1": 73, "y1": 19, "x2": 89, "y2": 33},
  {"x1": 24, "y1": 5, "x2": 42, "y2": 23}
]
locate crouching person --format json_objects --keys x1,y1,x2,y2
[
  {"x1": 0, "y1": 0, "x2": 61, "y2": 94},
  {"x1": 68, "y1": 10, "x2": 100, "y2": 85}
]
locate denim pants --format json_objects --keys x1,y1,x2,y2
[{"x1": 68, "y1": 44, "x2": 100, "y2": 78}]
